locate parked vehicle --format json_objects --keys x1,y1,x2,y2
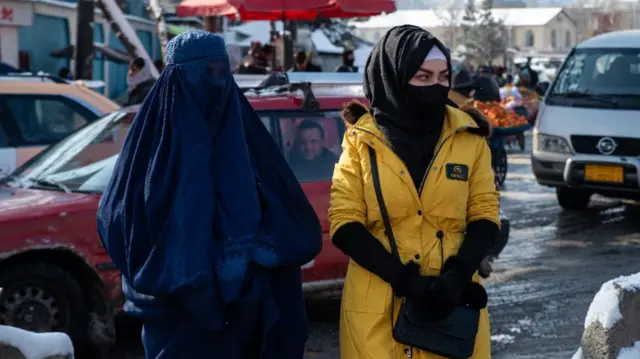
[
  {"x1": 0, "y1": 73, "x2": 510, "y2": 349},
  {"x1": 0, "y1": 74, "x2": 120, "y2": 178},
  {"x1": 532, "y1": 30, "x2": 640, "y2": 210}
]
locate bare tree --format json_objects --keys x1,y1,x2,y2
[
  {"x1": 433, "y1": 0, "x2": 465, "y2": 48},
  {"x1": 460, "y1": 0, "x2": 507, "y2": 65}
]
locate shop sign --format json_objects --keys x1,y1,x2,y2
[{"x1": 0, "y1": 1, "x2": 33, "y2": 26}]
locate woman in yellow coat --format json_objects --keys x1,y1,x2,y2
[{"x1": 328, "y1": 25, "x2": 500, "y2": 359}]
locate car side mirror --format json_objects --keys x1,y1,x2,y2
[{"x1": 536, "y1": 81, "x2": 550, "y2": 96}]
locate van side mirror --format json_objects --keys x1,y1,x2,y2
[{"x1": 536, "y1": 81, "x2": 550, "y2": 96}]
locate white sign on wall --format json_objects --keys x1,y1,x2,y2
[{"x1": 0, "y1": 1, "x2": 33, "y2": 27}]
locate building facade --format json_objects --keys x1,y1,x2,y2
[
  {"x1": 352, "y1": 7, "x2": 578, "y2": 56},
  {"x1": 0, "y1": 0, "x2": 160, "y2": 98}
]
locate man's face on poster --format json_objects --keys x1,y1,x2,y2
[{"x1": 297, "y1": 128, "x2": 324, "y2": 161}]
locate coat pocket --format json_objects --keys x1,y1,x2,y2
[{"x1": 342, "y1": 260, "x2": 391, "y2": 314}]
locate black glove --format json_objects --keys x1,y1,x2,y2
[
  {"x1": 332, "y1": 222, "x2": 409, "y2": 286},
  {"x1": 424, "y1": 270, "x2": 464, "y2": 320},
  {"x1": 463, "y1": 282, "x2": 488, "y2": 310},
  {"x1": 392, "y1": 261, "x2": 439, "y2": 301},
  {"x1": 448, "y1": 220, "x2": 500, "y2": 281},
  {"x1": 442, "y1": 257, "x2": 489, "y2": 312}
]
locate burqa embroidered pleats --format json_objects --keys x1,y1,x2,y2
[
  {"x1": 363, "y1": 25, "x2": 457, "y2": 190},
  {"x1": 97, "y1": 30, "x2": 322, "y2": 359}
]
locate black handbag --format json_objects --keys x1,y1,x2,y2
[{"x1": 368, "y1": 146, "x2": 480, "y2": 359}]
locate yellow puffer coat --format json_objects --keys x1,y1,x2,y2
[{"x1": 328, "y1": 103, "x2": 500, "y2": 359}]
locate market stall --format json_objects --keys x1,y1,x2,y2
[{"x1": 450, "y1": 88, "x2": 534, "y2": 186}]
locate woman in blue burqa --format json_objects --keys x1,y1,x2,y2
[{"x1": 97, "y1": 30, "x2": 322, "y2": 358}]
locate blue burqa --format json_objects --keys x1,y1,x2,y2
[{"x1": 97, "y1": 30, "x2": 322, "y2": 359}]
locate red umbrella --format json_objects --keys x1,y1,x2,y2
[
  {"x1": 175, "y1": 0, "x2": 394, "y2": 19},
  {"x1": 323, "y1": 0, "x2": 395, "y2": 18},
  {"x1": 176, "y1": 0, "x2": 334, "y2": 19}
]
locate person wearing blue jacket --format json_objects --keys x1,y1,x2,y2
[{"x1": 97, "y1": 30, "x2": 323, "y2": 359}]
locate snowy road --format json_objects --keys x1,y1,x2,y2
[{"x1": 107, "y1": 136, "x2": 640, "y2": 359}]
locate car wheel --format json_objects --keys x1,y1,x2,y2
[
  {"x1": 493, "y1": 147, "x2": 508, "y2": 186},
  {"x1": 556, "y1": 187, "x2": 592, "y2": 211},
  {"x1": 0, "y1": 262, "x2": 87, "y2": 340}
]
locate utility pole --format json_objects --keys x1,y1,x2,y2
[{"x1": 74, "y1": 0, "x2": 95, "y2": 79}]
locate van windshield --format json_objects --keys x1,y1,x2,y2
[{"x1": 550, "y1": 48, "x2": 640, "y2": 100}]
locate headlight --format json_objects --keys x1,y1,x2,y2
[{"x1": 535, "y1": 133, "x2": 572, "y2": 154}]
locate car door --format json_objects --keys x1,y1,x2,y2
[
  {"x1": 0, "y1": 94, "x2": 99, "y2": 177},
  {"x1": 269, "y1": 109, "x2": 348, "y2": 286}
]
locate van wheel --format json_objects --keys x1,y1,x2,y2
[
  {"x1": 556, "y1": 187, "x2": 592, "y2": 211},
  {"x1": 0, "y1": 263, "x2": 87, "y2": 340}
]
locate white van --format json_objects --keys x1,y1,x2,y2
[{"x1": 532, "y1": 30, "x2": 640, "y2": 210}]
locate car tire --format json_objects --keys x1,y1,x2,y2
[
  {"x1": 556, "y1": 187, "x2": 591, "y2": 211},
  {"x1": 0, "y1": 262, "x2": 88, "y2": 340}
]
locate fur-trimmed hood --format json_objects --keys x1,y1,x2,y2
[{"x1": 341, "y1": 100, "x2": 492, "y2": 138}]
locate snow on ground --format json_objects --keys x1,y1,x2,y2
[
  {"x1": 571, "y1": 348, "x2": 583, "y2": 359},
  {"x1": 0, "y1": 325, "x2": 73, "y2": 359},
  {"x1": 492, "y1": 334, "x2": 516, "y2": 345},
  {"x1": 617, "y1": 342, "x2": 640, "y2": 359},
  {"x1": 574, "y1": 342, "x2": 640, "y2": 359},
  {"x1": 584, "y1": 273, "x2": 640, "y2": 329}
]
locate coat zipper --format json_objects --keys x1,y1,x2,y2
[{"x1": 417, "y1": 126, "x2": 473, "y2": 195}]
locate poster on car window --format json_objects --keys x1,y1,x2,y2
[{"x1": 280, "y1": 115, "x2": 343, "y2": 183}]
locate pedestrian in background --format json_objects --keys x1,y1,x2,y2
[
  {"x1": 335, "y1": 49, "x2": 358, "y2": 73},
  {"x1": 97, "y1": 30, "x2": 322, "y2": 359},
  {"x1": 58, "y1": 67, "x2": 71, "y2": 80},
  {"x1": 329, "y1": 25, "x2": 500, "y2": 359},
  {"x1": 126, "y1": 57, "x2": 155, "y2": 105},
  {"x1": 154, "y1": 59, "x2": 165, "y2": 72},
  {"x1": 290, "y1": 51, "x2": 322, "y2": 72}
]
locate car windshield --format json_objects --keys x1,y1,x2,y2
[
  {"x1": 8, "y1": 110, "x2": 134, "y2": 193},
  {"x1": 551, "y1": 48, "x2": 640, "y2": 96}
]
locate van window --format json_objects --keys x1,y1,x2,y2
[
  {"x1": 552, "y1": 48, "x2": 640, "y2": 96},
  {"x1": 277, "y1": 111, "x2": 344, "y2": 183},
  {"x1": 0, "y1": 95, "x2": 97, "y2": 146}
]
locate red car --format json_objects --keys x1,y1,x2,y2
[{"x1": 0, "y1": 82, "x2": 362, "y2": 348}]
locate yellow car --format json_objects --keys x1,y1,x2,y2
[{"x1": 0, "y1": 74, "x2": 120, "y2": 177}]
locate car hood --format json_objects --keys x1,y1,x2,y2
[{"x1": 0, "y1": 186, "x2": 89, "y2": 219}]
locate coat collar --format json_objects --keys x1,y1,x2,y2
[{"x1": 341, "y1": 101, "x2": 491, "y2": 145}]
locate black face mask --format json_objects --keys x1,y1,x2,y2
[{"x1": 404, "y1": 84, "x2": 450, "y2": 111}]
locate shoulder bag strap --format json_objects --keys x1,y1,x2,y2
[
  {"x1": 368, "y1": 146, "x2": 403, "y2": 331},
  {"x1": 368, "y1": 146, "x2": 400, "y2": 259}
]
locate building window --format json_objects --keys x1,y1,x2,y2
[
  {"x1": 565, "y1": 31, "x2": 572, "y2": 48},
  {"x1": 551, "y1": 29, "x2": 557, "y2": 49},
  {"x1": 525, "y1": 30, "x2": 535, "y2": 47},
  {"x1": 18, "y1": 14, "x2": 70, "y2": 75}
]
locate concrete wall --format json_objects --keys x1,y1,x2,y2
[{"x1": 574, "y1": 273, "x2": 640, "y2": 359}]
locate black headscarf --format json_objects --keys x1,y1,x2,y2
[{"x1": 364, "y1": 25, "x2": 455, "y2": 190}]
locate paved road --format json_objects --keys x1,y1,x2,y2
[{"x1": 108, "y1": 138, "x2": 640, "y2": 359}]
